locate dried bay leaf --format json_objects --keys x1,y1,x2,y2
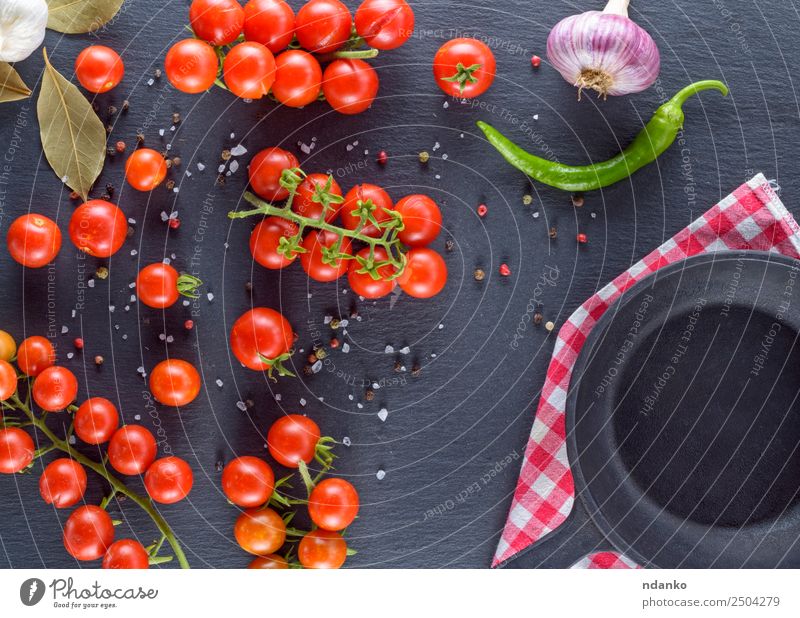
[
  {"x1": 0, "y1": 63, "x2": 31, "y2": 103},
  {"x1": 46, "y1": 0, "x2": 125, "y2": 34},
  {"x1": 38, "y1": 49, "x2": 106, "y2": 200}
]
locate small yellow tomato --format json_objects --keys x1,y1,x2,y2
[{"x1": 0, "y1": 331, "x2": 17, "y2": 362}]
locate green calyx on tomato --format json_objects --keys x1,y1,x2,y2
[
  {"x1": 176, "y1": 273, "x2": 204, "y2": 300},
  {"x1": 257, "y1": 350, "x2": 296, "y2": 381},
  {"x1": 442, "y1": 62, "x2": 483, "y2": 94}
]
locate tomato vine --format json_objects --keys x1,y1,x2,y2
[
  {"x1": 2, "y1": 386, "x2": 190, "y2": 569},
  {"x1": 229, "y1": 168, "x2": 409, "y2": 281}
]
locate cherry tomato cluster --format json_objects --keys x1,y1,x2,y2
[
  {"x1": 165, "y1": 0, "x2": 415, "y2": 114},
  {"x1": 0, "y1": 330, "x2": 193, "y2": 568},
  {"x1": 230, "y1": 146, "x2": 449, "y2": 300},
  {"x1": 221, "y1": 414, "x2": 359, "y2": 568}
]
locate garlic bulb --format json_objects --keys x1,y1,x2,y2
[
  {"x1": 547, "y1": 0, "x2": 660, "y2": 98},
  {"x1": 0, "y1": 0, "x2": 48, "y2": 63}
]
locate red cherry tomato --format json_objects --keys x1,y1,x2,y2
[
  {"x1": 394, "y1": 194, "x2": 442, "y2": 247},
  {"x1": 249, "y1": 147, "x2": 300, "y2": 201},
  {"x1": 433, "y1": 38, "x2": 496, "y2": 98},
  {"x1": 7, "y1": 214, "x2": 62, "y2": 268},
  {"x1": 295, "y1": 0, "x2": 352, "y2": 54},
  {"x1": 243, "y1": 0, "x2": 295, "y2": 53},
  {"x1": 267, "y1": 414, "x2": 320, "y2": 468},
  {"x1": 74, "y1": 397, "x2": 119, "y2": 445},
  {"x1": 248, "y1": 554, "x2": 288, "y2": 569},
  {"x1": 165, "y1": 39, "x2": 219, "y2": 94},
  {"x1": 136, "y1": 263, "x2": 179, "y2": 309},
  {"x1": 293, "y1": 173, "x2": 343, "y2": 222},
  {"x1": 234, "y1": 507, "x2": 286, "y2": 555},
  {"x1": 75, "y1": 45, "x2": 124, "y2": 93},
  {"x1": 125, "y1": 149, "x2": 167, "y2": 191},
  {"x1": 354, "y1": 0, "x2": 415, "y2": 50},
  {"x1": 108, "y1": 425, "x2": 157, "y2": 476},
  {"x1": 39, "y1": 458, "x2": 87, "y2": 508},
  {"x1": 249, "y1": 217, "x2": 299, "y2": 270},
  {"x1": 149, "y1": 359, "x2": 201, "y2": 407},
  {"x1": 398, "y1": 247, "x2": 447, "y2": 299},
  {"x1": 340, "y1": 183, "x2": 394, "y2": 237},
  {"x1": 69, "y1": 200, "x2": 127, "y2": 258},
  {"x1": 298, "y1": 529, "x2": 347, "y2": 569},
  {"x1": 308, "y1": 478, "x2": 360, "y2": 531},
  {"x1": 0, "y1": 360, "x2": 17, "y2": 401},
  {"x1": 230, "y1": 308, "x2": 294, "y2": 372},
  {"x1": 322, "y1": 59, "x2": 379, "y2": 115},
  {"x1": 223, "y1": 41, "x2": 276, "y2": 99},
  {"x1": 16, "y1": 336, "x2": 55, "y2": 377},
  {"x1": 102, "y1": 539, "x2": 150, "y2": 569},
  {"x1": 145, "y1": 456, "x2": 194, "y2": 504},
  {"x1": 33, "y1": 366, "x2": 78, "y2": 412},
  {"x1": 348, "y1": 246, "x2": 397, "y2": 299},
  {"x1": 0, "y1": 428, "x2": 34, "y2": 474},
  {"x1": 189, "y1": 0, "x2": 245, "y2": 46},
  {"x1": 300, "y1": 231, "x2": 353, "y2": 282},
  {"x1": 272, "y1": 50, "x2": 322, "y2": 108},
  {"x1": 63, "y1": 505, "x2": 115, "y2": 561},
  {"x1": 221, "y1": 456, "x2": 275, "y2": 508}
]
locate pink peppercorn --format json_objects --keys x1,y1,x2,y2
[
  {"x1": 531, "y1": 55, "x2": 541, "y2": 68},
  {"x1": 499, "y1": 263, "x2": 511, "y2": 277},
  {"x1": 477, "y1": 204, "x2": 488, "y2": 217}
]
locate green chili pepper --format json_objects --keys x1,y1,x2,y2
[{"x1": 477, "y1": 80, "x2": 729, "y2": 193}]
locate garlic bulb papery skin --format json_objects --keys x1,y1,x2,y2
[
  {"x1": 0, "y1": 0, "x2": 48, "y2": 63},
  {"x1": 547, "y1": 0, "x2": 660, "y2": 98}
]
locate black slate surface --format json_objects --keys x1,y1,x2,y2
[{"x1": 0, "y1": 0, "x2": 796, "y2": 568}]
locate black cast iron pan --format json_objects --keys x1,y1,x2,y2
[{"x1": 504, "y1": 252, "x2": 800, "y2": 568}]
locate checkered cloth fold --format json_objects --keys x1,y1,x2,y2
[{"x1": 495, "y1": 174, "x2": 800, "y2": 568}]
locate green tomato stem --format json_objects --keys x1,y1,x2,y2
[{"x1": 230, "y1": 191, "x2": 408, "y2": 276}]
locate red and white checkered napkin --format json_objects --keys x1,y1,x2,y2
[
  {"x1": 494, "y1": 174, "x2": 800, "y2": 568},
  {"x1": 570, "y1": 552, "x2": 640, "y2": 569}
]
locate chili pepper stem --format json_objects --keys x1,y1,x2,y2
[
  {"x1": 669, "y1": 80, "x2": 729, "y2": 109},
  {"x1": 9, "y1": 394, "x2": 191, "y2": 569}
]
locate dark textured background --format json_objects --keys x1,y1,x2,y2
[{"x1": 0, "y1": 0, "x2": 796, "y2": 568}]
